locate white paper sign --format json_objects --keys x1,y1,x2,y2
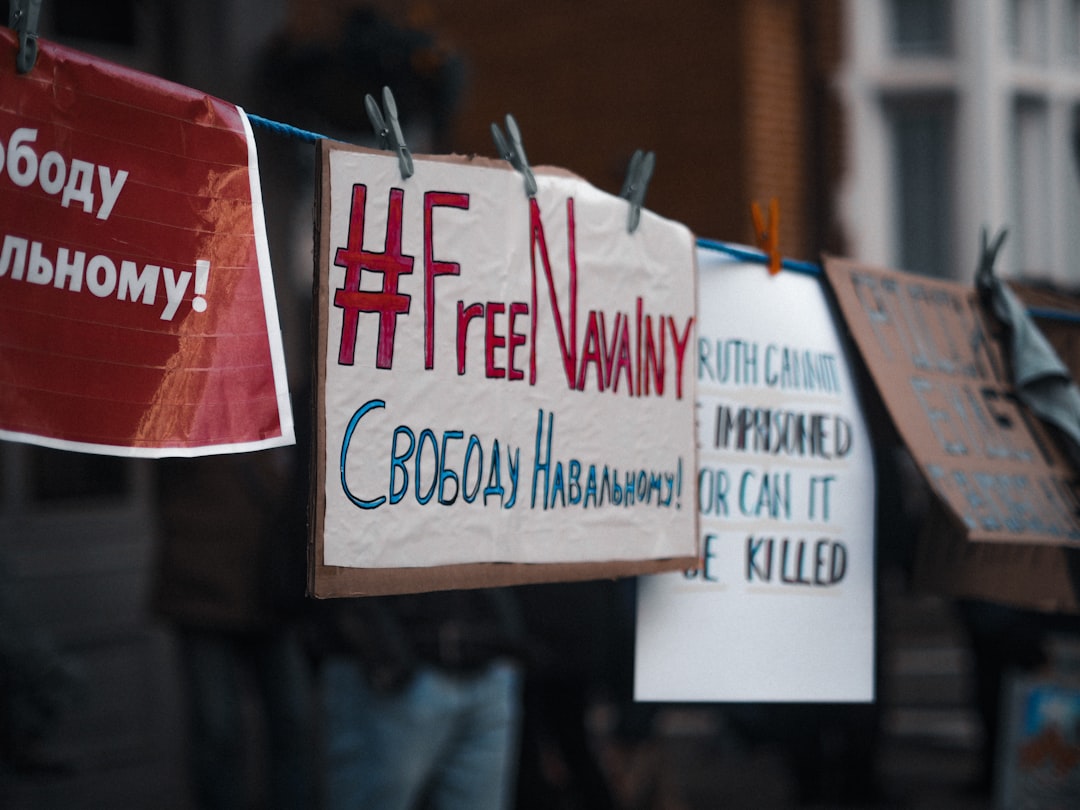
[
  {"x1": 316, "y1": 146, "x2": 698, "y2": 572},
  {"x1": 634, "y1": 253, "x2": 876, "y2": 702}
]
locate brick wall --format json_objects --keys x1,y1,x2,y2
[{"x1": 285, "y1": 0, "x2": 846, "y2": 259}]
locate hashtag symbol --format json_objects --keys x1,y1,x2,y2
[{"x1": 334, "y1": 184, "x2": 415, "y2": 368}]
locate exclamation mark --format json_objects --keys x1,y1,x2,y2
[
  {"x1": 192, "y1": 260, "x2": 210, "y2": 313},
  {"x1": 676, "y1": 456, "x2": 683, "y2": 510}
]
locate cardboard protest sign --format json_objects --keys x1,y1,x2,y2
[
  {"x1": 823, "y1": 256, "x2": 1080, "y2": 547},
  {"x1": 311, "y1": 141, "x2": 698, "y2": 596},
  {"x1": 635, "y1": 254, "x2": 876, "y2": 702},
  {"x1": 912, "y1": 499, "x2": 1080, "y2": 613},
  {"x1": 0, "y1": 30, "x2": 293, "y2": 457},
  {"x1": 909, "y1": 280, "x2": 1080, "y2": 614}
]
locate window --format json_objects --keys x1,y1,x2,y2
[
  {"x1": 1011, "y1": 97, "x2": 1053, "y2": 275},
  {"x1": 1009, "y1": 0, "x2": 1050, "y2": 63},
  {"x1": 1064, "y1": 0, "x2": 1080, "y2": 60},
  {"x1": 842, "y1": 0, "x2": 1080, "y2": 283},
  {"x1": 890, "y1": 0, "x2": 953, "y2": 55},
  {"x1": 887, "y1": 97, "x2": 956, "y2": 277}
]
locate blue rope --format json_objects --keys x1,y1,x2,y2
[
  {"x1": 696, "y1": 237, "x2": 820, "y2": 276},
  {"x1": 246, "y1": 113, "x2": 327, "y2": 144},
  {"x1": 1027, "y1": 306, "x2": 1080, "y2": 325}
]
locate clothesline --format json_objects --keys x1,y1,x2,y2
[{"x1": 245, "y1": 113, "x2": 1080, "y2": 327}]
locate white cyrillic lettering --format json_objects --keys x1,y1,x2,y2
[
  {"x1": 7, "y1": 128, "x2": 39, "y2": 187},
  {"x1": 55, "y1": 248, "x2": 86, "y2": 292},
  {"x1": 86, "y1": 255, "x2": 117, "y2": 298},
  {"x1": 38, "y1": 151, "x2": 66, "y2": 195},
  {"x1": 26, "y1": 242, "x2": 54, "y2": 285},
  {"x1": 118, "y1": 260, "x2": 159, "y2": 305},
  {"x1": 61, "y1": 159, "x2": 96, "y2": 213},
  {"x1": 96, "y1": 166, "x2": 128, "y2": 220},
  {"x1": 160, "y1": 267, "x2": 190, "y2": 321},
  {"x1": 0, "y1": 235, "x2": 28, "y2": 280}
]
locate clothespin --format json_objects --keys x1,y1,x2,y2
[
  {"x1": 619, "y1": 149, "x2": 655, "y2": 233},
  {"x1": 364, "y1": 86, "x2": 414, "y2": 180},
  {"x1": 491, "y1": 114, "x2": 537, "y2": 197},
  {"x1": 8, "y1": 0, "x2": 42, "y2": 74},
  {"x1": 975, "y1": 226, "x2": 1009, "y2": 318},
  {"x1": 976, "y1": 225, "x2": 1008, "y2": 284},
  {"x1": 750, "y1": 198, "x2": 781, "y2": 275}
]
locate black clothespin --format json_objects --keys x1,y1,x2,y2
[
  {"x1": 976, "y1": 226, "x2": 1008, "y2": 284},
  {"x1": 491, "y1": 114, "x2": 537, "y2": 197},
  {"x1": 975, "y1": 226, "x2": 1008, "y2": 313},
  {"x1": 364, "y1": 86, "x2": 414, "y2": 180},
  {"x1": 9, "y1": 0, "x2": 42, "y2": 74},
  {"x1": 619, "y1": 149, "x2": 655, "y2": 233}
]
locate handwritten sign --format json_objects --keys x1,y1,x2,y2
[
  {"x1": 311, "y1": 143, "x2": 698, "y2": 596},
  {"x1": 635, "y1": 255, "x2": 876, "y2": 702},
  {"x1": 0, "y1": 31, "x2": 293, "y2": 456},
  {"x1": 823, "y1": 256, "x2": 1080, "y2": 545}
]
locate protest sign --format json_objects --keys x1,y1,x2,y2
[
  {"x1": 0, "y1": 30, "x2": 293, "y2": 457},
  {"x1": 311, "y1": 142, "x2": 699, "y2": 596},
  {"x1": 635, "y1": 254, "x2": 876, "y2": 702},
  {"x1": 907, "y1": 280, "x2": 1080, "y2": 613},
  {"x1": 823, "y1": 256, "x2": 1080, "y2": 546}
]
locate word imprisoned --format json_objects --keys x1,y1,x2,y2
[{"x1": 331, "y1": 184, "x2": 694, "y2": 397}]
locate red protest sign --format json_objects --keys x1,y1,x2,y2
[{"x1": 0, "y1": 30, "x2": 293, "y2": 456}]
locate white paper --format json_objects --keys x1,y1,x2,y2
[{"x1": 634, "y1": 253, "x2": 876, "y2": 702}]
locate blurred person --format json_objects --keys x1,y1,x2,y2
[
  {"x1": 151, "y1": 445, "x2": 314, "y2": 810},
  {"x1": 0, "y1": 552, "x2": 83, "y2": 782},
  {"x1": 307, "y1": 588, "x2": 527, "y2": 810},
  {"x1": 513, "y1": 580, "x2": 625, "y2": 810}
]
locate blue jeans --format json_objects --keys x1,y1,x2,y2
[{"x1": 320, "y1": 656, "x2": 522, "y2": 810}]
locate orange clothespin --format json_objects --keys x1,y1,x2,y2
[{"x1": 750, "y1": 198, "x2": 781, "y2": 275}]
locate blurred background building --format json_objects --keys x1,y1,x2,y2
[
  {"x1": 4, "y1": 0, "x2": 1080, "y2": 807},
  {"x1": 840, "y1": 0, "x2": 1080, "y2": 283}
]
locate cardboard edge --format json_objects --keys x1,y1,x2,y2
[
  {"x1": 310, "y1": 556, "x2": 698, "y2": 598},
  {"x1": 913, "y1": 502, "x2": 1080, "y2": 614},
  {"x1": 307, "y1": 139, "x2": 332, "y2": 598}
]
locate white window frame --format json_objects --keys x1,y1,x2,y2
[{"x1": 838, "y1": 0, "x2": 1080, "y2": 283}]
